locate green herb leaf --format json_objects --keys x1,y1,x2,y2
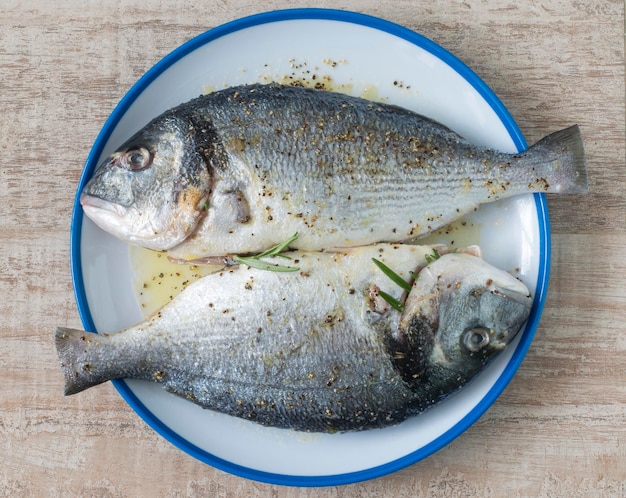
[
  {"x1": 371, "y1": 258, "x2": 412, "y2": 291},
  {"x1": 233, "y1": 233, "x2": 300, "y2": 272},
  {"x1": 254, "y1": 232, "x2": 299, "y2": 259},
  {"x1": 425, "y1": 248, "x2": 441, "y2": 264},
  {"x1": 232, "y1": 255, "x2": 299, "y2": 272},
  {"x1": 377, "y1": 290, "x2": 405, "y2": 312}
]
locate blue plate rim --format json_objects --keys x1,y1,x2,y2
[{"x1": 70, "y1": 7, "x2": 549, "y2": 487}]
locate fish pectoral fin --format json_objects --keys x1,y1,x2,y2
[
  {"x1": 323, "y1": 244, "x2": 380, "y2": 255},
  {"x1": 223, "y1": 188, "x2": 251, "y2": 224},
  {"x1": 167, "y1": 254, "x2": 234, "y2": 267},
  {"x1": 323, "y1": 246, "x2": 359, "y2": 254}
]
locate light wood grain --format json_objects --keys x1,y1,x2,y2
[{"x1": 1, "y1": 0, "x2": 624, "y2": 496}]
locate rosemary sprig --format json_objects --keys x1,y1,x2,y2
[
  {"x1": 371, "y1": 258, "x2": 412, "y2": 291},
  {"x1": 232, "y1": 233, "x2": 300, "y2": 272},
  {"x1": 372, "y1": 257, "x2": 417, "y2": 313},
  {"x1": 377, "y1": 289, "x2": 405, "y2": 312},
  {"x1": 253, "y1": 232, "x2": 299, "y2": 259},
  {"x1": 232, "y1": 257, "x2": 299, "y2": 272}
]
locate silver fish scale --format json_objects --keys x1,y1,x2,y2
[
  {"x1": 202, "y1": 84, "x2": 488, "y2": 189},
  {"x1": 113, "y1": 248, "x2": 427, "y2": 431},
  {"x1": 55, "y1": 244, "x2": 533, "y2": 432},
  {"x1": 172, "y1": 84, "x2": 526, "y2": 256}
]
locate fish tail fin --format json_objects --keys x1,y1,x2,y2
[
  {"x1": 55, "y1": 327, "x2": 113, "y2": 395},
  {"x1": 523, "y1": 124, "x2": 588, "y2": 194}
]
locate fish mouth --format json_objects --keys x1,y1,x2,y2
[
  {"x1": 80, "y1": 192, "x2": 183, "y2": 249},
  {"x1": 80, "y1": 192, "x2": 131, "y2": 239},
  {"x1": 80, "y1": 192, "x2": 129, "y2": 218}
]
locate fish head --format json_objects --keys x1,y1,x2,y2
[
  {"x1": 80, "y1": 114, "x2": 211, "y2": 250},
  {"x1": 401, "y1": 252, "x2": 532, "y2": 382}
]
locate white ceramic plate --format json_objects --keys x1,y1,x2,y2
[{"x1": 71, "y1": 9, "x2": 549, "y2": 486}]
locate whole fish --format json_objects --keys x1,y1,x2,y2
[
  {"x1": 55, "y1": 244, "x2": 532, "y2": 432},
  {"x1": 80, "y1": 83, "x2": 587, "y2": 262}
]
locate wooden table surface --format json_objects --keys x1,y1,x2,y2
[{"x1": 2, "y1": 0, "x2": 624, "y2": 496}]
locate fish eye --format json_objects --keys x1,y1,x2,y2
[
  {"x1": 462, "y1": 327, "x2": 491, "y2": 353},
  {"x1": 123, "y1": 147, "x2": 152, "y2": 171}
]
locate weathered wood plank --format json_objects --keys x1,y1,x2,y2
[{"x1": 1, "y1": 0, "x2": 623, "y2": 496}]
